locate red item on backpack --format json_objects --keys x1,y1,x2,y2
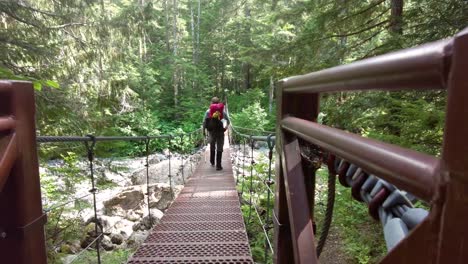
[{"x1": 209, "y1": 103, "x2": 224, "y2": 120}]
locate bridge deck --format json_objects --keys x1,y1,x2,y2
[{"x1": 127, "y1": 143, "x2": 254, "y2": 264}]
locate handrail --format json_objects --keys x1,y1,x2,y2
[
  {"x1": 281, "y1": 117, "x2": 438, "y2": 202},
  {"x1": 276, "y1": 28, "x2": 468, "y2": 264},
  {"x1": 37, "y1": 128, "x2": 202, "y2": 143},
  {"x1": 281, "y1": 38, "x2": 452, "y2": 93},
  {"x1": 230, "y1": 124, "x2": 275, "y2": 143},
  {"x1": 0, "y1": 81, "x2": 47, "y2": 264}
]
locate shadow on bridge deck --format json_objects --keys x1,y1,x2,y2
[{"x1": 127, "y1": 140, "x2": 254, "y2": 264}]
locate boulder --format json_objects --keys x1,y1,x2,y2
[
  {"x1": 103, "y1": 188, "x2": 144, "y2": 219},
  {"x1": 83, "y1": 222, "x2": 103, "y2": 238},
  {"x1": 149, "y1": 184, "x2": 174, "y2": 210},
  {"x1": 80, "y1": 235, "x2": 96, "y2": 249},
  {"x1": 110, "y1": 233, "x2": 124, "y2": 245},
  {"x1": 60, "y1": 244, "x2": 75, "y2": 254},
  {"x1": 127, "y1": 230, "x2": 149, "y2": 248},
  {"x1": 149, "y1": 153, "x2": 167, "y2": 165},
  {"x1": 133, "y1": 210, "x2": 164, "y2": 231},
  {"x1": 101, "y1": 235, "x2": 115, "y2": 251}
]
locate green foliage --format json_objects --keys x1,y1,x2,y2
[
  {"x1": 229, "y1": 88, "x2": 275, "y2": 132},
  {"x1": 3, "y1": 0, "x2": 464, "y2": 262},
  {"x1": 45, "y1": 201, "x2": 90, "y2": 263},
  {"x1": 42, "y1": 152, "x2": 86, "y2": 200},
  {"x1": 231, "y1": 102, "x2": 268, "y2": 130},
  {"x1": 315, "y1": 167, "x2": 386, "y2": 264},
  {"x1": 0, "y1": 66, "x2": 59, "y2": 91},
  {"x1": 321, "y1": 91, "x2": 446, "y2": 155},
  {"x1": 69, "y1": 249, "x2": 134, "y2": 264},
  {"x1": 237, "y1": 151, "x2": 274, "y2": 263}
]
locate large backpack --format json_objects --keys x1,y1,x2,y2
[
  {"x1": 205, "y1": 116, "x2": 223, "y2": 132},
  {"x1": 205, "y1": 103, "x2": 224, "y2": 132},
  {"x1": 209, "y1": 103, "x2": 224, "y2": 120}
]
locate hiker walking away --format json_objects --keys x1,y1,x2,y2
[{"x1": 202, "y1": 97, "x2": 230, "y2": 170}]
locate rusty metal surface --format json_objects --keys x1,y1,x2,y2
[
  {"x1": 431, "y1": 27, "x2": 468, "y2": 264},
  {"x1": 127, "y1": 145, "x2": 254, "y2": 264},
  {"x1": 0, "y1": 81, "x2": 47, "y2": 264},
  {"x1": 281, "y1": 116, "x2": 438, "y2": 202},
  {"x1": 280, "y1": 134, "x2": 317, "y2": 263},
  {"x1": 275, "y1": 91, "x2": 319, "y2": 264},
  {"x1": 281, "y1": 39, "x2": 452, "y2": 93}
]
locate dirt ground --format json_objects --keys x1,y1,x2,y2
[{"x1": 318, "y1": 225, "x2": 349, "y2": 264}]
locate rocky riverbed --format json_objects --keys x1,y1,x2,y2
[{"x1": 39, "y1": 148, "x2": 205, "y2": 261}]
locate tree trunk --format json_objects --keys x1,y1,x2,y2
[
  {"x1": 163, "y1": 0, "x2": 171, "y2": 52},
  {"x1": 190, "y1": 1, "x2": 196, "y2": 91},
  {"x1": 196, "y1": 0, "x2": 200, "y2": 64},
  {"x1": 172, "y1": 0, "x2": 179, "y2": 106},
  {"x1": 190, "y1": 2, "x2": 195, "y2": 64},
  {"x1": 390, "y1": 0, "x2": 404, "y2": 34},
  {"x1": 268, "y1": 75, "x2": 275, "y2": 114},
  {"x1": 242, "y1": 4, "x2": 252, "y2": 91}
]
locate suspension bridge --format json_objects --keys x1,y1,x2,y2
[{"x1": 1, "y1": 28, "x2": 468, "y2": 264}]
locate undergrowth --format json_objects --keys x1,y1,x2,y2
[{"x1": 238, "y1": 151, "x2": 386, "y2": 264}]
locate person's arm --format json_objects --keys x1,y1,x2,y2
[
  {"x1": 223, "y1": 110, "x2": 230, "y2": 126},
  {"x1": 202, "y1": 110, "x2": 209, "y2": 135}
]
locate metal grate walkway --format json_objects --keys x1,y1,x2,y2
[{"x1": 127, "y1": 141, "x2": 254, "y2": 264}]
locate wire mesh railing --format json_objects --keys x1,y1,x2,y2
[
  {"x1": 228, "y1": 125, "x2": 276, "y2": 263},
  {"x1": 37, "y1": 128, "x2": 204, "y2": 264},
  {"x1": 229, "y1": 119, "x2": 429, "y2": 263}
]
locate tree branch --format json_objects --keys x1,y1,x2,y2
[
  {"x1": 364, "y1": 7, "x2": 390, "y2": 26},
  {"x1": 48, "y1": 22, "x2": 87, "y2": 29},
  {"x1": 340, "y1": 0, "x2": 386, "y2": 22},
  {"x1": 0, "y1": 36, "x2": 45, "y2": 52},
  {"x1": 328, "y1": 20, "x2": 389, "y2": 38},
  {"x1": 1, "y1": 7, "x2": 44, "y2": 28},
  {"x1": 348, "y1": 29, "x2": 383, "y2": 51},
  {"x1": 12, "y1": 2, "x2": 63, "y2": 17}
]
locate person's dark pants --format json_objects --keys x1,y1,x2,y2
[{"x1": 209, "y1": 131, "x2": 224, "y2": 169}]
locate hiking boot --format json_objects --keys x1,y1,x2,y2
[{"x1": 216, "y1": 151, "x2": 223, "y2": 170}]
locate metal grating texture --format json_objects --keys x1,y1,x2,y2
[{"x1": 127, "y1": 141, "x2": 254, "y2": 263}]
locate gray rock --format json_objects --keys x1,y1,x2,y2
[
  {"x1": 80, "y1": 235, "x2": 97, "y2": 249},
  {"x1": 101, "y1": 236, "x2": 115, "y2": 251},
  {"x1": 149, "y1": 184, "x2": 174, "y2": 210},
  {"x1": 103, "y1": 188, "x2": 144, "y2": 218},
  {"x1": 110, "y1": 233, "x2": 124, "y2": 245},
  {"x1": 127, "y1": 230, "x2": 149, "y2": 248}
]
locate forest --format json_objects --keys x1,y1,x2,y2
[
  {"x1": 1, "y1": 0, "x2": 467, "y2": 263},
  {"x1": 1, "y1": 0, "x2": 465, "y2": 154}
]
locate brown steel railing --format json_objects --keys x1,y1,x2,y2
[
  {"x1": 274, "y1": 27, "x2": 468, "y2": 264},
  {"x1": 0, "y1": 81, "x2": 47, "y2": 264}
]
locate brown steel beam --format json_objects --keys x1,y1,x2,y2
[
  {"x1": 0, "y1": 133, "x2": 17, "y2": 191},
  {"x1": 281, "y1": 116, "x2": 438, "y2": 202},
  {"x1": 275, "y1": 83, "x2": 319, "y2": 263},
  {"x1": 280, "y1": 133, "x2": 317, "y2": 264},
  {"x1": 435, "y1": 27, "x2": 468, "y2": 264},
  {"x1": 0, "y1": 81, "x2": 47, "y2": 264},
  {"x1": 281, "y1": 39, "x2": 452, "y2": 94}
]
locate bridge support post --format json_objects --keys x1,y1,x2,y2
[
  {"x1": 274, "y1": 81, "x2": 319, "y2": 264},
  {"x1": 0, "y1": 81, "x2": 47, "y2": 264}
]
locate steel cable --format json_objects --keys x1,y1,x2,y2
[
  {"x1": 247, "y1": 136, "x2": 254, "y2": 223},
  {"x1": 43, "y1": 193, "x2": 93, "y2": 213},
  {"x1": 316, "y1": 161, "x2": 336, "y2": 258},
  {"x1": 229, "y1": 124, "x2": 276, "y2": 263},
  {"x1": 37, "y1": 128, "x2": 204, "y2": 264}
]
